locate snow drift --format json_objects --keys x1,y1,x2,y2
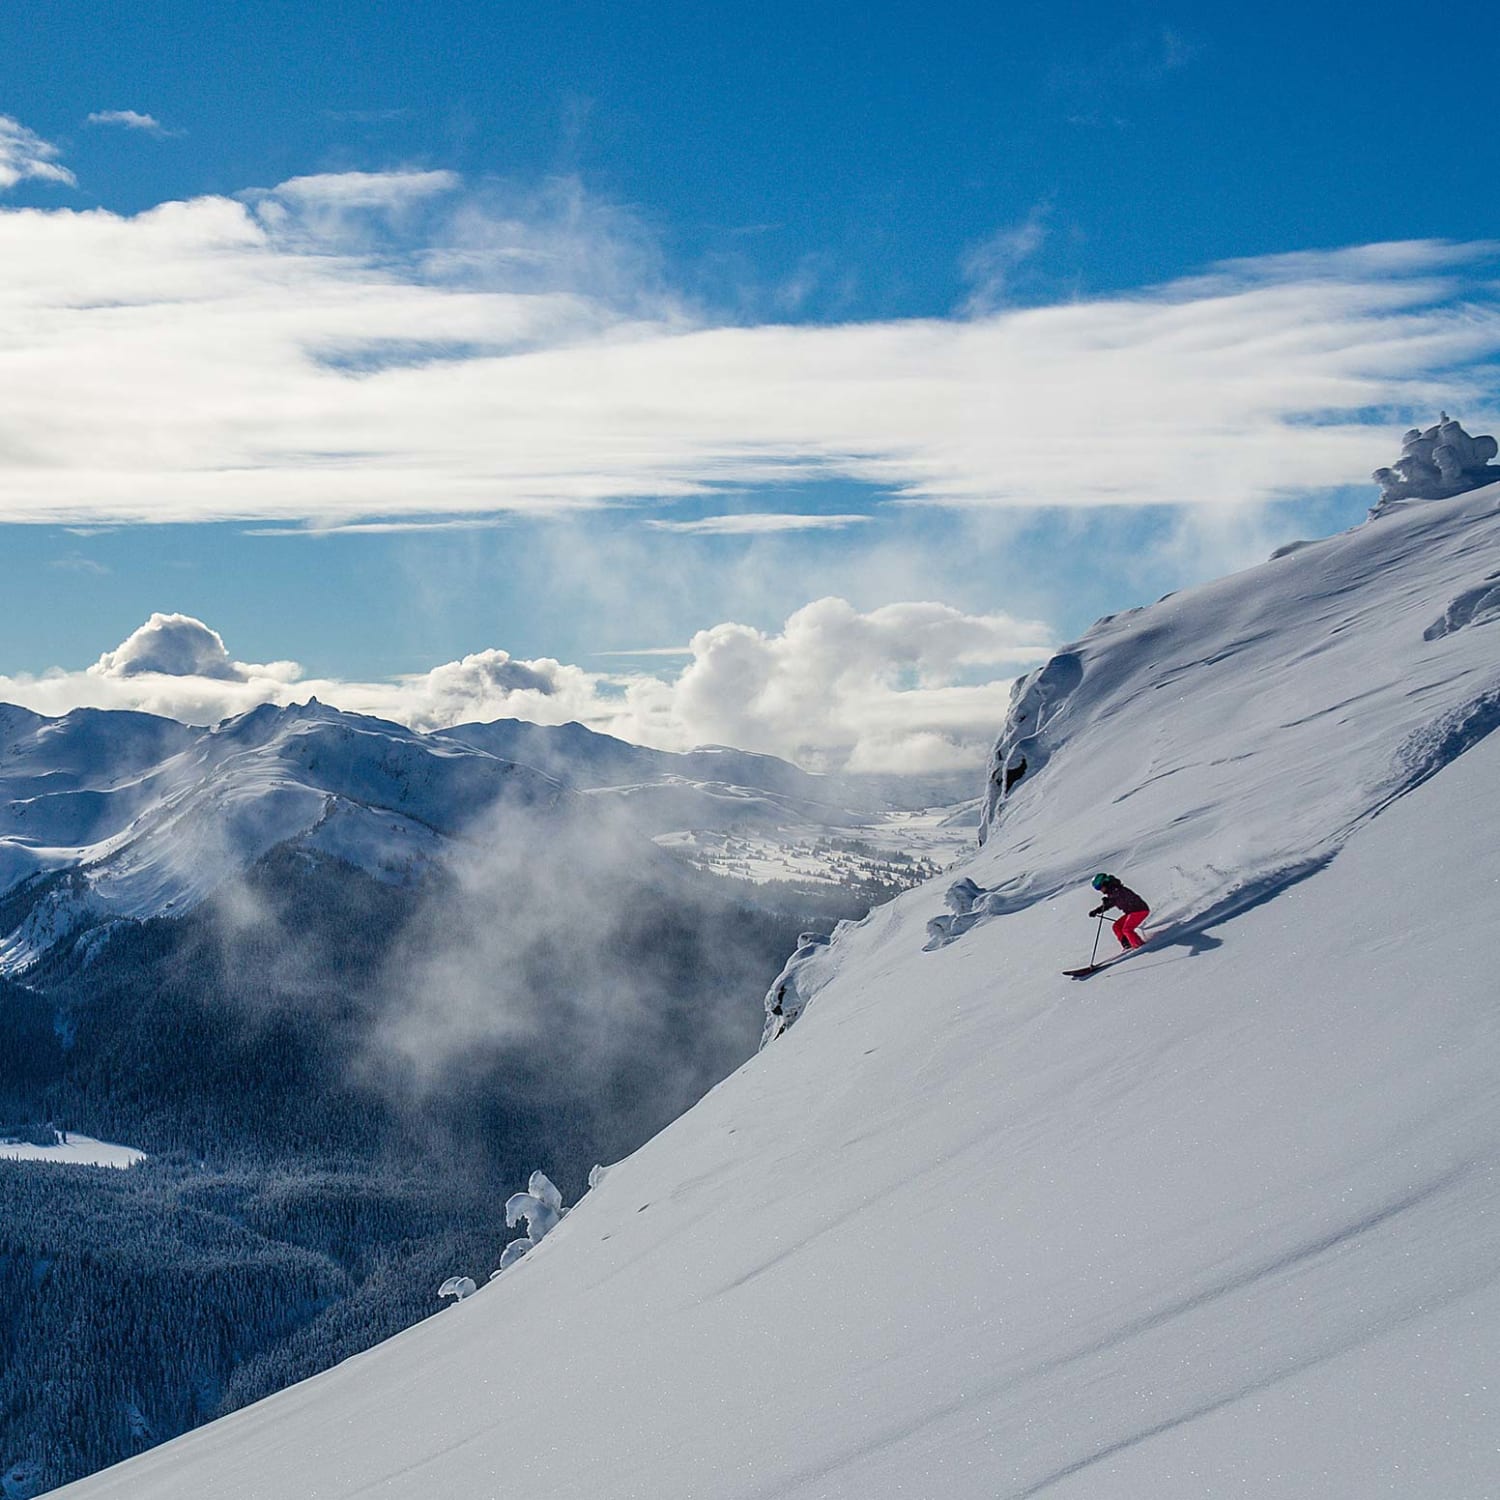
[{"x1": 48, "y1": 484, "x2": 1500, "y2": 1499}]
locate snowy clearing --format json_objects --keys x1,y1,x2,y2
[
  {"x1": 0, "y1": 1135, "x2": 145, "y2": 1169},
  {"x1": 653, "y1": 804, "x2": 972, "y2": 889}
]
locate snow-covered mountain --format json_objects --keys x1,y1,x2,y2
[
  {"x1": 436, "y1": 717, "x2": 975, "y2": 886},
  {"x1": 48, "y1": 485, "x2": 1500, "y2": 1498},
  {"x1": 0, "y1": 703, "x2": 970, "y2": 974}
]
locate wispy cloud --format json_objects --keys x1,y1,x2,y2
[
  {"x1": 644, "y1": 513, "x2": 874, "y2": 535},
  {"x1": 1050, "y1": 24, "x2": 1198, "y2": 111},
  {"x1": 0, "y1": 114, "x2": 74, "y2": 191},
  {"x1": 323, "y1": 108, "x2": 412, "y2": 125},
  {"x1": 252, "y1": 168, "x2": 460, "y2": 210},
  {"x1": 592, "y1": 647, "x2": 695, "y2": 658},
  {"x1": 0, "y1": 152, "x2": 1495, "y2": 526},
  {"x1": 0, "y1": 603, "x2": 1055, "y2": 772},
  {"x1": 85, "y1": 110, "x2": 177, "y2": 137},
  {"x1": 960, "y1": 203, "x2": 1052, "y2": 313},
  {"x1": 247, "y1": 516, "x2": 513, "y2": 536}
]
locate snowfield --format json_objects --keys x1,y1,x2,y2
[
  {"x1": 0, "y1": 1135, "x2": 145, "y2": 1169},
  {"x1": 652, "y1": 804, "x2": 971, "y2": 890},
  {"x1": 47, "y1": 486, "x2": 1500, "y2": 1498}
]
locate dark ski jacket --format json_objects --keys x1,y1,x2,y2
[{"x1": 1090, "y1": 878, "x2": 1148, "y2": 916}]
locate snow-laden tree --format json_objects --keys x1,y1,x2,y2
[
  {"x1": 490, "y1": 1172, "x2": 567, "y2": 1277},
  {"x1": 1373, "y1": 413, "x2": 1500, "y2": 507}
]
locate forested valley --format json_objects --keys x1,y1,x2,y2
[{"x1": 0, "y1": 840, "x2": 856, "y2": 1496}]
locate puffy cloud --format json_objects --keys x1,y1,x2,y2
[
  {"x1": 0, "y1": 158, "x2": 1494, "y2": 525},
  {"x1": 0, "y1": 115, "x2": 74, "y2": 191},
  {"x1": 666, "y1": 599, "x2": 1053, "y2": 769},
  {"x1": 0, "y1": 603, "x2": 1054, "y2": 772},
  {"x1": 94, "y1": 612, "x2": 256, "y2": 681},
  {"x1": 388, "y1": 650, "x2": 594, "y2": 730}
]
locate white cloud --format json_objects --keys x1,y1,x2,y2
[
  {"x1": 661, "y1": 598, "x2": 1054, "y2": 770},
  {"x1": 95, "y1": 612, "x2": 260, "y2": 681},
  {"x1": 960, "y1": 204, "x2": 1051, "y2": 312},
  {"x1": 0, "y1": 603, "x2": 1055, "y2": 772},
  {"x1": 86, "y1": 110, "x2": 173, "y2": 136},
  {"x1": 246, "y1": 517, "x2": 514, "y2": 536},
  {"x1": 0, "y1": 114, "x2": 74, "y2": 191},
  {"x1": 644, "y1": 513, "x2": 874, "y2": 535},
  {"x1": 50, "y1": 555, "x2": 110, "y2": 576},
  {"x1": 261, "y1": 169, "x2": 460, "y2": 208},
  {"x1": 593, "y1": 648, "x2": 695, "y2": 658},
  {"x1": 0, "y1": 164, "x2": 1496, "y2": 526}
]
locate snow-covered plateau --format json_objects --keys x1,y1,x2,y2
[{"x1": 49, "y1": 485, "x2": 1500, "y2": 1498}]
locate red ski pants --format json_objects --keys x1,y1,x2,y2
[{"x1": 1113, "y1": 909, "x2": 1149, "y2": 948}]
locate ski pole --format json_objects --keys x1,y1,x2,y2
[{"x1": 1088, "y1": 913, "x2": 1104, "y2": 968}]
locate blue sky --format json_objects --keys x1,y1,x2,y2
[{"x1": 1, "y1": 1, "x2": 1497, "y2": 769}]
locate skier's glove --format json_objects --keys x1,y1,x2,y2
[{"x1": 1088, "y1": 905, "x2": 1106, "y2": 917}]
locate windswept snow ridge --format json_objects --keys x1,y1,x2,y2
[
  {"x1": 972, "y1": 480, "x2": 1500, "y2": 950},
  {"x1": 51, "y1": 485, "x2": 1500, "y2": 1500}
]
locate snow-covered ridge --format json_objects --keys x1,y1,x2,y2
[
  {"x1": 47, "y1": 485, "x2": 1500, "y2": 1498},
  {"x1": 0, "y1": 700, "x2": 969, "y2": 973},
  {"x1": 969, "y1": 481, "x2": 1500, "y2": 937},
  {"x1": 0, "y1": 700, "x2": 565, "y2": 971}
]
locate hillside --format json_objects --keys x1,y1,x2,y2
[
  {"x1": 46, "y1": 484, "x2": 1500, "y2": 1499},
  {"x1": 3, "y1": 712, "x2": 927, "y2": 1494}
]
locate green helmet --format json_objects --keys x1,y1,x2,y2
[{"x1": 1091, "y1": 873, "x2": 1112, "y2": 890}]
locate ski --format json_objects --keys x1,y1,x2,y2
[
  {"x1": 1065, "y1": 942, "x2": 1153, "y2": 979},
  {"x1": 1064, "y1": 951, "x2": 1138, "y2": 978}
]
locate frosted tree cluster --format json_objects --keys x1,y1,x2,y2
[
  {"x1": 494, "y1": 1172, "x2": 566, "y2": 1275},
  {"x1": 1372, "y1": 413, "x2": 1500, "y2": 506},
  {"x1": 433, "y1": 1171, "x2": 569, "y2": 1306}
]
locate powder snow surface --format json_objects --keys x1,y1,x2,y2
[{"x1": 50, "y1": 487, "x2": 1500, "y2": 1499}]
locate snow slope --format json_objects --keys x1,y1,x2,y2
[
  {"x1": 47, "y1": 486, "x2": 1500, "y2": 1498},
  {"x1": 967, "y1": 485, "x2": 1500, "y2": 941}
]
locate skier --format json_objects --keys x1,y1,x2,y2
[{"x1": 1088, "y1": 873, "x2": 1150, "y2": 950}]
